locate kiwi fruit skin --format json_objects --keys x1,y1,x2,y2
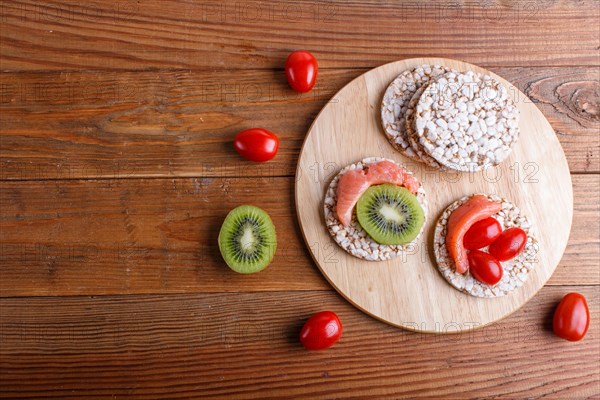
[
  {"x1": 218, "y1": 205, "x2": 277, "y2": 274},
  {"x1": 356, "y1": 184, "x2": 424, "y2": 245}
]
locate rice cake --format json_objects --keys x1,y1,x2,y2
[
  {"x1": 405, "y1": 85, "x2": 448, "y2": 171},
  {"x1": 433, "y1": 194, "x2": 538, "y2": 298},
  {"x1": 380, "y1": 64, "x2": 454, "y2": 160},
  {"x1": 324, "y1": 157, "x2": 428, "y2": 261},
  {"x1": 415, "y1": 71, "x2": 520, "y2": 172}
]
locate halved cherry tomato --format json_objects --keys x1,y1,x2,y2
[
  {"x1": 233, "y1": 128, "x2": 279, "y2": 162},
  {"x1": 467, "y1": 250, "x2": 503, "y2": 285},
  {"x1": 463, "y1": 217, "x2": 502, "y2": 250},
  {"x1": 285, "y1": 50, "x2": 318, "y2": 93},
  {"x1": 488, "y1": 227, "x2": 527, "y2": 261},
  {"x1": 300, "y1": 311, "x2": 342, "y2": 350},
  {"x1": 553, "y1": 293, "x2": 590, "y2": 341}
]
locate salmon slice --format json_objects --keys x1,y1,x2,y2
[
  {"x1": 366, "y1": 160, "x2": 420, "y2": 193},
  {"x1": 445, "y1": 195, "x2": 502, "y2": 274},
  {"x1": 335, "y1": 160, "x2": 420, "y2": 226}
]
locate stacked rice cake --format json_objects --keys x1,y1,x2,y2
[{"x1": 381, "y1": 65, "x2": 520, "y2": 172}]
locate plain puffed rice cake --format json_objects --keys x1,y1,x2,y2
[
  {"x1": 380, "y1": 64, "x2": 454, "y2": 160},
  {"x1": 434, "y1": 194, "x2": 538, "y2": 298},
  {"x1": 415, "y1": 70, "x2": 520, "y2": 172},
  {"x1": 324, "y1": 157, "x2": 428, "y2": 261},
  {"x1": 404, "y1": 86, "x2": 448, "y2": 171}
]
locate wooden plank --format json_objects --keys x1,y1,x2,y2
[
  {"x1": 0, "y1": 177, "x2": 325, "y2": 296},
  {"x1": 0, "y1": 175, "x2": 597, "y2": 297},
  {"x1": 1, "y1": 287, "x2": 598, "y2": 398},
  {"x1": 518, "y1": 67, "x2": 600, "y2": 173},
  {"x1": 1, "y1": 67, "x2": 598, "y2": 180},
  {"x1": 0, "y1": 69, "x2": 356, "y2": 180},
  {"x1": 0, "y1": 0, "x2": 598, "y2": 71}
]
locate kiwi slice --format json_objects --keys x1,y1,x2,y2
[
  {"x1": 356, "y1": 184, "x2": 424, "y2": 245},
  {"x1": 218, "y1": 205, "x2": 277, "y2": 274}
]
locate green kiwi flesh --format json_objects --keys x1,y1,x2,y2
[
  {"x1": 218, "y1": 205, "x2": 277, "y2": 273},
  {"x1": 356, "y1": 184, "x2": 424, "y2": 245}
]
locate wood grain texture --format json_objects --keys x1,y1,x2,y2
[
  {"x1": 1, "y1": 287, "x2": 598, "y2": 399},
  {"x1": 297, "y1": 57, "x2": 573, "y2": 332},
  {"x1": 1, "y1": 0, "x2": 599, "y2": 71},
  {"x1": 1, "y1": 67, "x2": 598, "y2": 180},
  {"x1": 1, "y1": 0, "x2": 599, "y2": 396},
  {"x1": 0, "y1": 177, "x2": 325, "y2": 296},
  {"x1": 0, "y1": 175, "x2": 597, "y2": 297}
]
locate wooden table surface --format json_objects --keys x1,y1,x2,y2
[{"x1": 1, "y1": 1, "x2": 599, "y2": 398}]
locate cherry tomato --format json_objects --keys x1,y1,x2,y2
[
  {"x1": 285, "y1": 50, "x2": 318, "y2": 93},
  {"x1": 467, "y1": 250, "x2": 503, "y2": 285},
  {"x1": 553, "y1": 293, "x2": 590, "y2": 341},
  {"x1": 233, "y1": 128, "x2": 279, "y2": 162},
  {"x1": 463, "y1": 217, "x2": 502, "y2": 250},
  {"x1": 488, "y1": 227, "x2": 527, "y2": 261},
  {"x1": 300, "y1": 311, "x2": 342, "y2": 350}
]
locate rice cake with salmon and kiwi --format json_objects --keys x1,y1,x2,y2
[{"x1": 324, "y1": 157, "x2": 428, "y2": 261}]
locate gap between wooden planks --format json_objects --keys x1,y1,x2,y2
[{"x1": 0, "y1": 175, "x2": 597, "y2": 297}]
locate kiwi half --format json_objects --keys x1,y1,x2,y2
[
  {"x1": 356, "y1": 184, "x2": 424, "y2": 245},
  {"x1": 218, "y1": 205, "x2": 277, "y2": 274}
]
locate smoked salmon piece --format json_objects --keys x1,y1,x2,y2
[
  {"x1": 336, "y1": 170, "x2": 371, "y2": 227},
  {"x1": 445, "y1": 195, "x2": 502, "y2": 274},
  {"x1": 336, "y1": 160, "x2": 420, "y2": 227},
  {"x1": 365, "y1": 160, "x2": 420, "y2": 193}
]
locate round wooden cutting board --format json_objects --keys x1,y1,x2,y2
[{"x1": 295, "y1": 58, "x2": 573, "y2": 333}]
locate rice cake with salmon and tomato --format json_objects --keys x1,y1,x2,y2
[
  {"x1": 434, "y1": 194, "x2": 539, "y2": 298},
  {"x1": 324, "y1": 157, "x2": 428, "y2": 261}
]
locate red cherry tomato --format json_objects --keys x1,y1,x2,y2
[
  {"x1": 233, "y1": 128, "x2": 279, "y2": 162},
  {"x1": 553, "y1": 293, "x2": 590, "y2": 341},
  {"x1": 285, "y1": 50, "x2": 318, "y2": 93},
  {"x1": 488, "y1": 227, "x2": 527, "y2": 261},
  {"x1": 300, "y1": 311, "x2": 342, "y2": 350},
  {"x1": 463, "y1": 217, "x2": 502, "y2": 250},
  {"x1": 467, "y1": 250, "x2": 503, "y2": 285}
]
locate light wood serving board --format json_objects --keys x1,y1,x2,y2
[{"x1": 295, "y1": 58, "x2": 573, "y2": 333}]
